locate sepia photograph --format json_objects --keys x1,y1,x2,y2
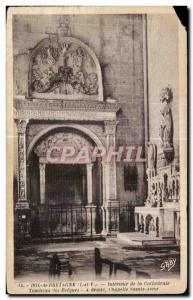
[{"x1": 6, "y1": 6, "x2": 187, "y2": 295}]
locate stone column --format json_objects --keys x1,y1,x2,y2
[
  {"x1": 104, "y1": 120, "x2": 117, "y2": 202},
  {"x1": 104, "y1": 121, "x2": 118, "y2": 234},
  {"x1": 101, "y1": 162, "x2": 107, "y2": 235},
  {"x1": 102, "y1": 162, "x2": 106, "y2": 206},
  {"x1": 86, "y1": 163, "x2": 93, "y2": 205},
  {"x1": 82, "y1": 166, "x2": 86, "y2": 204},
  {"x1": 15, "y1": 119, "x2": 29, "y2": 209},
  {"x1": 86, "y1": 163, "x2": 96, "y2": 234},
  {"x1": 39, "y1": 163, "x2": 46, "y2": 205}
]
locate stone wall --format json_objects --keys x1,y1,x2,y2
[
  {"x1": 13, "y1": 14, "x2": 145, "y2": 206},
  {"x1": 147, "y1": 13, "x2": 179, "y2": 161}
]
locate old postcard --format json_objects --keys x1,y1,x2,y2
[{"x1": 6, "y1": 6, "x2": 187, "y2": 295}]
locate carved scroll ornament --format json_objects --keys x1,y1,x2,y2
[{"x1": 30, "y1": 39, "x2": 99, "y2": 97}]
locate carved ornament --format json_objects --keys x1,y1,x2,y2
[
  {"x1": 29, "y1": 37, "x2": 103, "y2": 100},
  {"x1": 34, "y1": 131, "x2": 93, "y2": 157}
]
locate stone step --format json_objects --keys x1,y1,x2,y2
[{"x1": 117, "y1": 233, "x2": 176, "y2": 247}]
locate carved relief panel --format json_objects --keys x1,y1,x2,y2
[
  {"x1": 34, "y1": 130, "x2": 94, "y2": 162},
  {"x1": 29, "y1": 37, "x2": 103, "y2": 101}
]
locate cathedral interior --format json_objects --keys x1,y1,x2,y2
[{"x1": 13, "y1": 13, "x2": 180, "y2": 244}]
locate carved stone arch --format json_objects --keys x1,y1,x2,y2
[
  {"x1": 28, "y1": 37, "x2": 103, "y2": 101},
  {"x1": 27, "y1": 124, "x2": 104, "y2": 160}
]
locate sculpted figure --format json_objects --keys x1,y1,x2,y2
[{"x1": 159, "y1": 87, "x2": 173, "y2": 149}]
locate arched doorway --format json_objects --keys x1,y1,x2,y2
[{"x1": 28, "y1": 126, "x2": 103, "y2": 237}]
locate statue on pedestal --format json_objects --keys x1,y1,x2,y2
[{"x1": 159, "y1": 86, "x2": 173, "y2": 150}]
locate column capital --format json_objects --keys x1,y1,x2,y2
[
  {"x1": 104, "y1": 120, "x2": 118, "y2": 135},
  {"x1": 15, "y1": 119, "x2": 29, "y2": 134}
]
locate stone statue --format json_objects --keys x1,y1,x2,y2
[{"x1": 159, "y1": 87, "x2": 173, "y2": 149}]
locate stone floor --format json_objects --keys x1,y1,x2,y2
[{"x1": 14, "y1": 238, "x2": 180, "y2": 282}]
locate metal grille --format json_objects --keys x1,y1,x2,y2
[{"x1": 15, "y1": 204, "x2": 135, "y2": 238}]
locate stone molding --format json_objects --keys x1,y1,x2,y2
[
  {"x1": 14, "y1": 109, "x2": 117, "y2": 122},
  {"x1": 14, "y1": 98, "x2": 121, "y2": 113}
]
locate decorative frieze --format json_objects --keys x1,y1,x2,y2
[
  {"x1": 14, "y1": 109, "x2": 117, "y2": 122},
  {"x1": 14, "y1": 98, "x2": 121, "y2": 113}
]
